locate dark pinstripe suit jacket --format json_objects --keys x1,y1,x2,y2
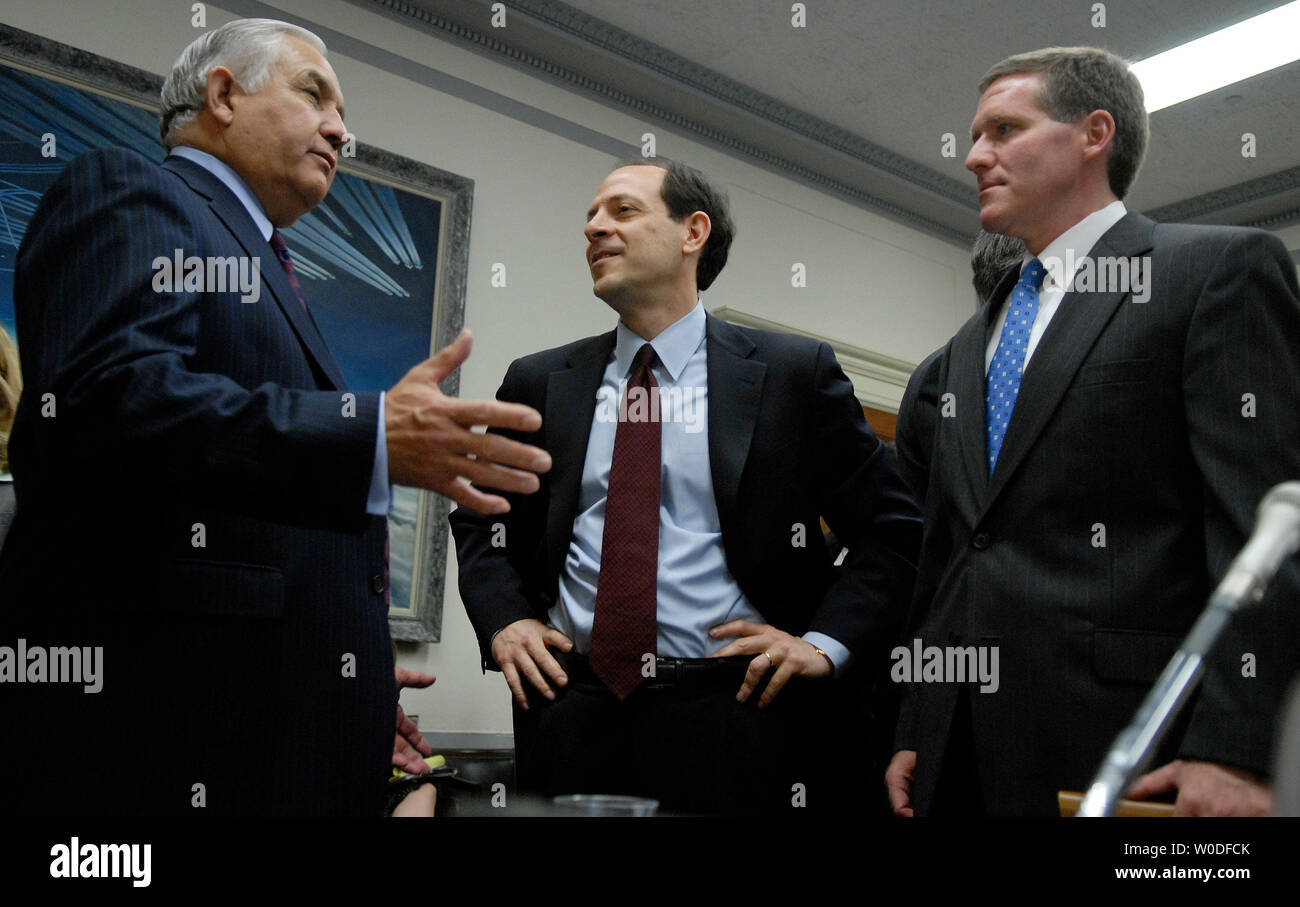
[
  {"x1": 894, "y1": 213, "x2": 1300, "y2": 815},
  {"x1": 0, "y1": 147, "x2": 394, "y2": 815}
]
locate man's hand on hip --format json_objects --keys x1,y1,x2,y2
[
  {"x1": 386, "y1": 329, "x2": 552, "y2": 513},
  {"x1": 491, "y1": 618, "x2": 574, "y2": 710},
  {"x1": 708, "y1": 620, "x2": 832, "y2": 708}
]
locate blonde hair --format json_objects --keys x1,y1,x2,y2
[{"x1": 0, "y1": 325, "x2": 21, "y2": 474}]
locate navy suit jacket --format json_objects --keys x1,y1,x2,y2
[
  {"x1": 895, "y1": 213, "x2": 1300, "y2": 815},
  {"x1": 0, "y1": 147, "x2": 394, "y2": 815}
]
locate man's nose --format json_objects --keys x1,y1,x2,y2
[
  {"x1": 322, "y1": 110, "x2": 345, "y2": 150},
  {"x1": 965, "y1": 137, "x2": 989, "y2": 174},
  {"x1": 584, "y1": 215, "x2": 608, "y2": 242}
]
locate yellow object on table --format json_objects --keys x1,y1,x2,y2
[{"x1": 390, "y1": 754, "x2": 445, "y2": 781}]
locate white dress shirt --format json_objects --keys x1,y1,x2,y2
[
  {"x1": 985, "y1": 200, "x2": 1128, "y2": 372},
  {"x1": 550, "y1": 301, "x2": 850, "y2": 669}
]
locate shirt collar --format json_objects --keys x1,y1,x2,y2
[
  {"x1": 168, "y1": 146, "x2": 274, "y2": 241},
  {"x1": 1033, "y1": 199, "x2": 1127, "y2": 291},
  {"x1": 613, "y1": 299, "x2": 706, "y2": 384}
]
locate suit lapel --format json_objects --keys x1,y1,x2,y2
[
  {"x1": 980, "y1": 213, "x2": 1156, "y2": 515},
  {"x1": 541, "y1": 315, "x2": 764, "y2": 579},
  {"x1": 704, "y1": 315, "x2": 765, "y2": 533},
  {"x1": 951, "y1": 272, "x2": 1017, "y2": 505},
  {"x1": 544, "y1": 331, "x2": 616, "y2": 582},
  {"x1": 162, "y1": 156, "x2": 348, "y2": 390}
]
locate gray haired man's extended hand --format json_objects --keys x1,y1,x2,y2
[{"x1": 386, "y1": 329, "x2": 551, "y2": 512}]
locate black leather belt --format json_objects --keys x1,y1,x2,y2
[{"x1": 560, "y1": 651, "x2": 752, "y2": 690}]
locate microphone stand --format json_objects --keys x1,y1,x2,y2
[{"x1": 1078, "y1": 483, "x2": 1300, "y2": 817}]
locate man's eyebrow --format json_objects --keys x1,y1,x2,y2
[
  {"x1": 300, "y1": 69, "x2": 345, "y2": 120},
  {"x1": 587, "y1": 193, "x2": 635, "y2": 218},
  {"x1": 586, "y1": 194, "x2": 614, "y2": 219},
  {"x1": 970, "y1": 114, "x2": 1004, "y2": 139}
]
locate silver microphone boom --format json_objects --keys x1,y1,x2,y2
[{"x1": 1078, "y1": 481, "x2": 1300, "y2": 817}]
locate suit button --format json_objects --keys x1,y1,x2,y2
[
  {"x1": 972, "y1": 532, "x2": 991, "y2": 550},
  {"x1": 370, "y1": 573, "x2": 386, "y2": 594}
]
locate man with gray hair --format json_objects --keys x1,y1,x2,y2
[
  {"x1": 0, "y1": 18, "x2": 550, "y2": 815},
  {"x1": 970, "y1": 230, "x2": 1027, "y2": 308},
  {"x1": 889, "y1": 46, "x2": 1300, "y2": 816}
]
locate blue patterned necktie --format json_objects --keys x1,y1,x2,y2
[{"x1": 986, "y1": 257, "x2": 1046, "y2": 473}]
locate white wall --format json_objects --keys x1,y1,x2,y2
[{"x1": 2, "y1": 0, "x2": 983, "y2": 739}]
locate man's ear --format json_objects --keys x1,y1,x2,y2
[
  {"x1": 1080, "y1": 108, "x2": 1116, "y2": 164},
  {"x1": 681, "y1": 210, "x2": 712, "y2": 257},
  {"x1": 204, "y1": 66, "x2": 239, "y2": 128}
]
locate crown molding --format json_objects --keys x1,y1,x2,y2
[
  {"x1": 357, "y1": 0, "x2": 974, "y2": 246},
  {"x1": 1146, "y1": 165, "x2": 1300, "y2": 229},
  {"x1": 496, "y1": 0, "x2": 973, "y2": 202},
  {"x1": 353, "y1": 0, "x2": 1298, "y2": 241}
]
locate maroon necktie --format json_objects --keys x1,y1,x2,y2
[
  {"x1": 269, "y1": 230, "x2": 307, "y2": 310},
  {"x1": 590, "y1": 344, "x2": 662, "y2": 699}
]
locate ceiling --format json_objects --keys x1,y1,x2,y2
[{"x1": 380, "y1": 0, "x2": 1300, "y2": 250}]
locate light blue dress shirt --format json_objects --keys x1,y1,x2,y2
[
  {"x1": 551, "y1": 301, "x2": 849, "y2": 671},
  {"x1": 168, "y1": 146, "x2": 390, "y2": 516}
]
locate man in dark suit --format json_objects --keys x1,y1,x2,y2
[
  {"x1": 0, "y1": 18, "x2": 548, "y2": 815},
  {"x1": 886, "y1": 46, "x2": 1300, "y2": 816},
  {"x1": 450, "y1": 159, "x2": 921, "y2": 814}
]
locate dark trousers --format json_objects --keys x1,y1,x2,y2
[
  {"x1": 511, "y1": 654, "x2": 880, "y2": 816},
  {"x1": 930, "y1": 688, "x2": 986, "y2": 816}
]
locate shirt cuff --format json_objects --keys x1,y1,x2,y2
[
  {"x1": 366, "y1": 391, "x2": 391, "y2": 516},
  {"x1": 802, "y1": 632, "x2": 851, "y2": 677}
]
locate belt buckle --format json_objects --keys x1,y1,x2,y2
[{"x1": 652, "y1": 656, "x2": 679, "y2": 687}]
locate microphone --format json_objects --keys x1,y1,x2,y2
[
  {"x1": 1211, "y1": 482, "x2": 1300, "y2": 613},
  {"x1": 1078, "y1": 481, "x2": 1300, "y2": 817}
]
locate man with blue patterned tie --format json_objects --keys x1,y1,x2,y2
[
  {"x1": 887, "y1": 46, "x2": 1300, "y2": 816},
  {"x1": 0, "y1": 18, "x2": 549, "y2": 815},
  {"x1": 451, "y1": 159, "x2": 921, "y2": 814}
]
